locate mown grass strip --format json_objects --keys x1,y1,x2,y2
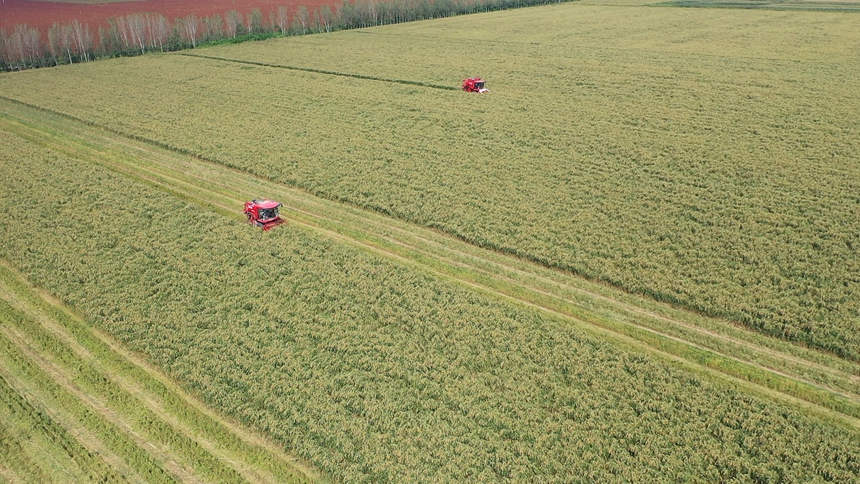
[
  {"x1": 344, "y1": 231, "x2": 860, "y2": 423},
  {"x1": 0, "y1": 374, "x2": 126, "y2": 484},
  {"x1": 360, "y1": 223, "x2": 860, "y2": 394},
  {"x1": 0, "y1": 418, "x2": 52, "y2": 484},
  {"x1": 0, "y1": 299, "x2": 249, "y2": 483},
  {"x1": 0, "y1": 261, "x2": 319, "y2": 484},
  {"x1": 362, "y1": 230, "x2": 860, "y2": 404},
  {"x1": 1, "y1": 98, "x2": 860, "y2": 427},
  {"x1": 0, "y1": 275, "x2": 314, "y2": 483},
  {"x1": 177, "y1": 52, "x2": 460, "y2": 90},
  {"x1": 0, "y1": 319, "x2": 178, "y2": 484}
]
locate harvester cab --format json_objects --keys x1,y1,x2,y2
[
  {"x1": 462, "y1": 77, "x2": 489, "y2": 93},
  {"x1": 244, "y1": 199, "x2": 285, "y2": 230}
]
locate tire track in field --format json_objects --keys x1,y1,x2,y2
[
  {"x1": 1, "y1": 99, "x2": 859, "y2": 431},
  {"x1": 176, "y1": 52, "x2": 460, "y2": 91}
]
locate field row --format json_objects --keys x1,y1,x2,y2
[
  {"x1": 1, "y1": 96, "x2": 858, "y2": 482},
  {"x1": 0, "y1": 4, "x2": 857, "y2": 360},
  {"x1": 0, "y1": 253, "x2": 314, "y2": 482}
]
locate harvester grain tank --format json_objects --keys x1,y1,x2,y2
[{"x1": 243, "y1": 199, "x2": 285, "y2": 230}]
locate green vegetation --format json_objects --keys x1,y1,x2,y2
[
  {"x1": 2, "y1": 4, "x2": 857, "y2": 360},
  {"x1": 1, "y1": 99, "x2": 860, "y2": 482}
]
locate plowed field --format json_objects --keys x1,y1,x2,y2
[{"x1": 1, "y1": 0, "x2": 336, "y2": 36}]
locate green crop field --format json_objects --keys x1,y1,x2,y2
[{"x1": 1, "y1": 2, "x2": 860, "y2": 482}]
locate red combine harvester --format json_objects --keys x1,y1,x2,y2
[
  {"x1": 243, "y1": 199, "x2": 285, "y2": 230},
  {"x1": 462, "y1": 77, "x2": 489, "y2": 93}
]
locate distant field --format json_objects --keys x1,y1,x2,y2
[
  {"x1": 658, "y1": 0, "x2": 860, "y2": 11},
  {"x1": 2, "y1": 4, "x2": 857, "y2": 360}
]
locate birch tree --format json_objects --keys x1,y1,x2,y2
[
  {"x1": 275, "y1": 6, "x2": 289, "y2": 34},
  {"x1": 202, "y1": 14, "x2": 223, "y2": 43},
  {"x1": 100, "y1": 20, "x2": 122, "y2": 54},
  {"x1": 225, "y1": 10, "x2": 242, "y2": 38},
  {"x1": 246, "y1": 8, "x2": 263, "y2": 34},
  {"x1": 0, "y1": 29, "x2": 7, "y2": 70},
  {"x1": 115, "y1": 16, "x2": 131, "y2": 51},
  {"x1": 10, "y1": 25, "x2": 41, "y2": 68},
  {"x1": 126, "y1": 13, "x2": 146, "y2": 54},
  {"x1": 293, "y1": 6, "x2": 309, "y2": 35},
  {"x1": 145, "y1": 13, "x2": 169, "y2": 51},
  {"x1": 70, "y1": 20, "x2": 91, "y2": 61},
  {"x1": 47, "y1": 23, "x2": 62, "y2": 65},
  {"x1": 58, "y1": 24, "x2": 73, "y2": 63},
  {"x1": 179, "y1": 14, "x2": 200, "y2": 48},
  {"x1": 320, "y1": 6, "x2": 335, "y2": 32}
]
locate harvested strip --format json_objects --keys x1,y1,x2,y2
[{"x1": 178, "y1": 53, "x2": 459, "y2": 90}]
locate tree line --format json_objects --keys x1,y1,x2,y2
[{"x1": 0, "y1": 0, "x2": 570, "y2": 71}]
